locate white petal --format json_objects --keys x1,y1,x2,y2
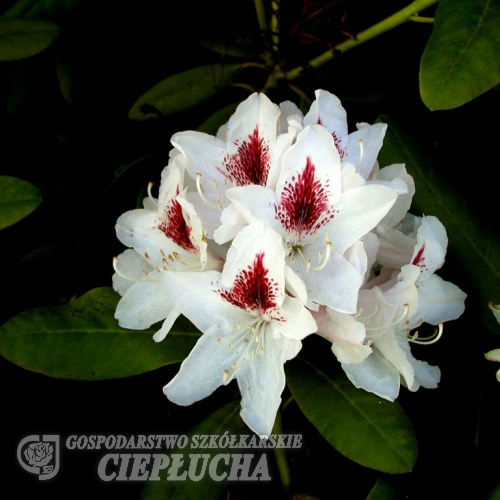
[
  {"x1": 361, "y1": 232, "x2": 380, "y2": 285},
  {"x1": 157, "y1": 161, "x2": 183, "y2": 215},
  {"x1": 376, "y1": 227, "x2": 415, "y2": 270},
  {"x1": 373, "y1": 164, "x2": 415, "y2": 230},
  {"x1": 342, "y1": 349, "x2": 400, "y2": 401},
  {"x1": 115, "y1": 280, "x2": 172, "y2": 330},
  {"x1": 278, "y1": 125, "x2": 342, "y2": 206},
  {"x1": 221, "y1": 220, "x2": 285, "y2": 300},
  {"x1": 303, "y1": 90, "x2": 348, "y2": 157},
  {"x1": 237, "y1": 335, "x2": 302, "y2": 437},
  {"x1": 224, "y1": 93, "x2": 281, "y2": 187},
  {"x1": 411, "y1": 216, "x2": 448, "y2": 279},
  {"x1": 292, "y1": 251, "x2": 363, "y2": 313},
  {"x1": 413, "y1": 274, "x2": 466, "y2": 326},
  {"x1": 275, "y1": 295, "x2": 317, "y2": 340},
  {"x1": 345, "y1": 122, "x2": 387, "y2": 179},
  {"x1": 164, "y1": 323, "x2": 248, "y2": 406},
  {"x1": 315, "y1": 308, "x2": 371, "y2": 364},
  {"x1": 278, "y1": 100, "x2": 303, "y2": 135},
  {"x1": 284, "y1": 265, "x2": 308, "y2": 305},
  {"x1": 344, "y1": 240, "x2": 368, "y2": 277},
  {"x1": 115, "y1": 209, "x2": 197, "y2": 270},
  {"x1": 164, "y1": 271, "x2": 250, "y2": 333},
  {"x1": 152, "y1": 306, "x2": 182, "y2": 342},
  {"x1": 213, "y1": 202, "x2": 249, "y2": 244},
  {"x1": 328, "y1": 184, "x2": 397, "y2": 255},
  {"x1": 112, "y1": 249, "x2": 152, "y2": 295},
  {"x1": 398, "y1": 340, "x2": 440, "y2": 391},
  {"x1": 172, "y1": 130, "x2": 226, "y2": 182},
  {"x1": 223, "y1": 185, "x2": 280, "y2": 236},
  {"x1": 184, "y1": 191, "x2": 223, "y2": 239},
  {"x1": 375, "y1": 331, "x2": 415, "y2": 389}
]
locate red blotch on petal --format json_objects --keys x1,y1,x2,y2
[
  {"x1": 412, "y1": 244, "x2": 426, "y2": 267},
  {"x1": 275, "y1": 156, "x2": 333, "y2": 234},
  {"x1": 158, "y1": 196, "x2": 195, "y2": 252},
  {"x1": 218, "y1": 252, "x2": 282, "y2": 318},
  {"x1": 223, "y1": 126, "x2": 270, "y2": 186}
]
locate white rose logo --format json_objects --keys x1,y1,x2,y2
[
  {"x1": 17, "y1": 435, "x2": 59, "y2": 480},
  {"x1": 24, "y1": 442, "x2": 53, "y2": 467}
]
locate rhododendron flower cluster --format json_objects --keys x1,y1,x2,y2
[{"x1": 113, "y1": 90, "x2": 466, "y2": 437}]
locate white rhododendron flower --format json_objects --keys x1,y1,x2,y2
[
  {"x1": 113, "y1": 89, "x2": 466, "y2": 433},
  {"x1": 164, "y1": 220, "x2": 316, "y2": 437}
]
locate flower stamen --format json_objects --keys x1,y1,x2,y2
[
  {"x1": 408, "y1": 323, "x2": 443, "y2": 345},
  {"x1": 113, "y1": 257, "x2": 151, "y2": 282},
  {"x1": 357, "y1": 140, "x2": 364, "y2": 169},
  {"x1": 365, "y1": 304, "x2": 409, "y2": 331},
  {"x1": 196, "y1": 173, "x2": 219, "y2": 210},
  {"x1": 310, "y1": 241, "x2": 332, "y2": 271}
]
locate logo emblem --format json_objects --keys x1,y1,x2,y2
[{"x1": 17, "y1": 435, "x2": 60, "y2": 480}]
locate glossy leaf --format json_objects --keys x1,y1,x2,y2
[
  {"x1": 377, "y1": 114, "x2": 500, "y2": 334},
  {"x1": 0, "y1": 287, "x2": 200, "y2": 379},
  {"x1": 0, "y1": 176, "x2": 42, "y2": 229},
  {"x1": 196, "y1": 102, "x2": 239, "y2": 135},
  {"x1": 129, "y1": 64, "x2": 243, "y2": 121},
  {"x1": 141, "y1": 399, "x2": 248, "y2": 500},
  {"x1": 366, "y1": 474, "x2": 407, "y2": 499},
  {"x1": 286, "y1": 352, "x2": 418, "y2": 473},
  {"x1": 420, "y1": 0, "x2": 500, "y2": 110},
  {"x1": 200, "y1": 37, "x2": 255, "y2": 59},
  {"x1": 1, "y1": 0, "x2": 86, "y2": 22},
  {"x1": 0, "y1": 19, "x2": 60, "y2": 61}
]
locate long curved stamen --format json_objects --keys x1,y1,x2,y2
[
  {"x1": 196, "y1": 173, "x2": 219, "y2": 210},
  {"x1": 147, "y1": 182, "x2": 154, "y2": 201},
  {"x1": 295, "y1": 247, "x2": 311, "y2": 269},
  {"x1": 357, "y1": 140, "x2": 364, "y2": 169},
  {"x1": 310, "y1": 242, "x2": 332, "y2": 271},
  {"x1": 365, "y1": 304, "x2": 409, "y2": 331},
  {"x1": 113, "y1": 257, "x2": 150, "y2": 282},
  {"x1": 408, "y1": 323, "x2": 443, "y2": 345}
]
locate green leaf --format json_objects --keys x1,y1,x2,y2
[
  {"x1": 366, "y1": 474, "x2": 407, "y2": 499},
  {"x1": 56, "y1": 53, "x2": 72, "y2": 104},
  {"x1": 377, "y1": 114, "x2": 500, "y2": 334},
  {"x1": 0, "y1": 287, "x2": 200, "y2": 379},
  {"x1": 196, "y1": 102, "x2": 239, "y2": 135},
  {"x1": 487, "y1": 483, "x2": 500, "y2": 500},
  {"x1": 141, "y1": 399, "x2": 248, "y2": 500},
  {"x1": 0, "y1": 176, "x2": 42, "y2": 229},
  {"x1": 420, "y1": 0, "x2": 500, "y2": 110},
  {"x1": 200, "y1": 37, "x2": 255, "y2": 59},
  {"x1": 1, "y1": 0, "x2": 86, "y2": 22},
  {"x1": 0, "y1": 19, "x2": 60, "y2": 61},
  {"x1": 129, "y1": 64, "x2": 243, "y2": 121},
  {"x1": 286, "y1": 352, "x2": 418, "y2": 473}
]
